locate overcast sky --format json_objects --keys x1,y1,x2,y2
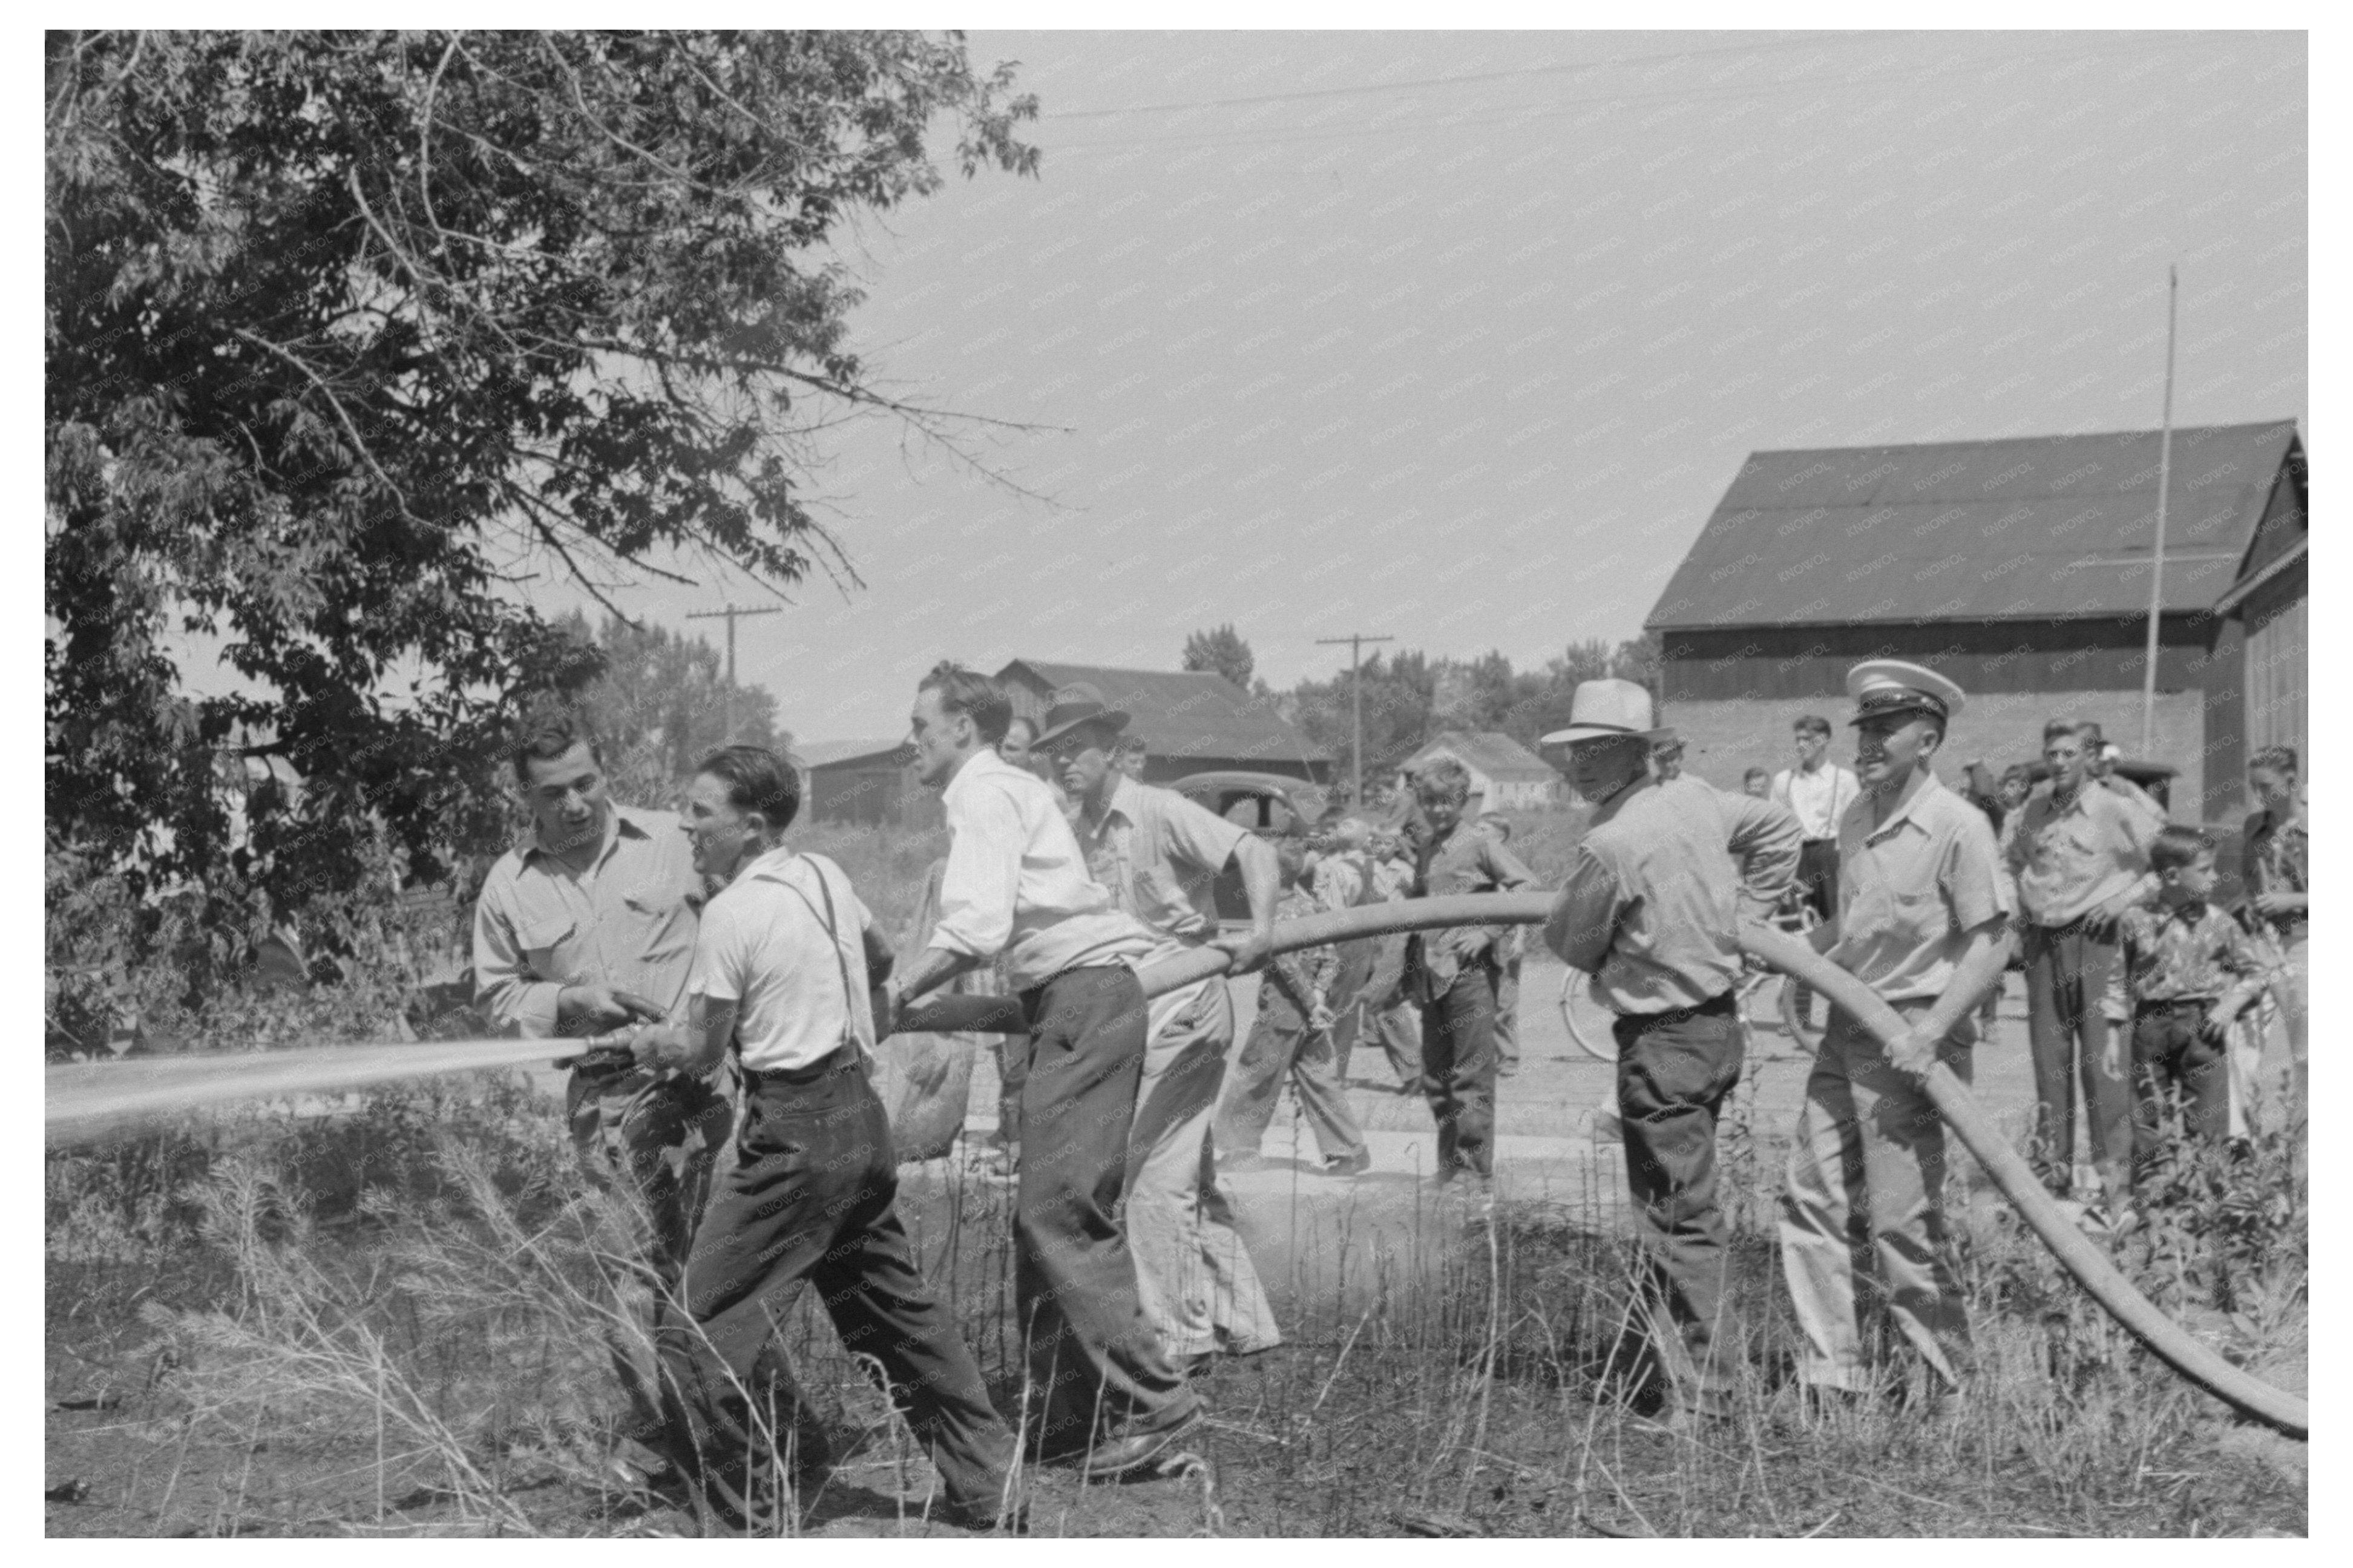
[{"x1": 514, "y1": 30, "x2": 2306, "y2": 744}]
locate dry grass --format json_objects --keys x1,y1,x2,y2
[{"x1": 45, "y1": 1061, "x2": 2306, "y2": 1538}]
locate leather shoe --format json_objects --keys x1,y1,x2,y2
[{"x1": 1079, "y1": 1412, "x2": 1205, "y2": 1482}]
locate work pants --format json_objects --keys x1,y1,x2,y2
[
  {"x1": 1015, "y1": 965, "x2": 1198, "y2": 1454},
  {"x1": 1779, "y1": 1003, "x2": 1972, "y2": 1394},
  {"x1": 1611, "y1": 992, "x2": 1744, "y2": 1411},
  {"x1": 1324, "y1": 935, "x2": 1379, "y2": 1078},
  {"x1": 1125, "y1": 979, "x2": 1280, "y2": 1360},
  {"x1": 1342, "y1": 934, "x2": 1419, "y2": 1088},
  {"x1": 2023, "y1": 919, "x2": 2133, "y2": 1201},
  {"x1": 652, "y1": 1054, "x2": 1012, "y2": 1523},
  {"x1": 1216, "y1": 983, "x2": 1369, "y2": 1166},
  {"x1": 568, "y1": 1063, "x2": 733, "y2": 1447},
  {"x1": 1422, "y1": 960, "x2": 1500, "y2": 1179},
  {"x1": 995, "y1": 1035, "x2": 1028, "y2": 1152},
  {"x1": 1494, "y1": 953, "x2": 1523, "y2": 1071},
  {"x1": 2130, "y1": 1000, "x2": 2230, "y2": 1174}
]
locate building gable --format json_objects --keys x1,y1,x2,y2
[{"x1": 997, "y1": 659, "x2": 1329, "y2": 772}]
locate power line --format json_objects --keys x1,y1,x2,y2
[
  {"x1": 1042, "y1": 33, "x2": 2277, "y2": 154},
  {"x1": 685, "y1": 603, "x2": 781, "y2": 743},
  {"x1": 1040, "y1": 33, "x2": 1862, "y2": 120},
  {"x1": 1317, "y1": 633, "x2": 1393, "y2": 809}
]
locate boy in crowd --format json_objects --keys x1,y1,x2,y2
[
  {"x1": 1476, "y1": 813, "x2": 1528, "y2": 1078},
  {"x1": 1405, "y1": 759, "x2": 1537, "y2": 1187},
  {"x1": 2111, "y1": 826, "x2": 2272, "y2": 1181},
  {"x1": 1216, "y1": 834, "x2": 1372, "y2": 1175},
  {"x1": 1743, "y1": 767, "x2": 1773, "y2": 799}
]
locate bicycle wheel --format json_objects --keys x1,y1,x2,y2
[
  {"x1": 1557, "y1": 968, "x2": 1618, "y2": 1062},
  {"x1": 1777, "y1": 974, "x2": 1826, "y2": 1052}
]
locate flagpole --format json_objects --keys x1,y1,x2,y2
[{"x1": 2139, "y1": 266, "x2": 2177, "y2": 759}]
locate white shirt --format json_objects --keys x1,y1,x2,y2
[
  {"x1": 1772, "y1": 760, "x2": 1861, "y2": 842},
  {"x1": 928, "y1": 747, "x2": 1160, "y2": 991},
  {"x1": 689, "y1": 847, "x2": 876, "y2": 1072}
]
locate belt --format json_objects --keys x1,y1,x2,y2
[
  {"x1": 2134, "y1": 997, "x2": 2213, "y2": 1016},
  {"x1": 1621, "y1": 988, "x2": 1738, "y2": 1026},
  {"x1": 741, "y1": 1042, "x2": 863, "y2": 1092}
]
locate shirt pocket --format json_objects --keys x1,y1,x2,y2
[
  {"x1": 621, "y1": 887, "x2": 696, "y2": 971},
  {"x1": 517, "y1": 913, "x2": 578, "y2": 979}
]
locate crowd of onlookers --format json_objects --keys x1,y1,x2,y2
[{"x1": 1734, "y1": 711, "x2": 2307, "y2": 1223}]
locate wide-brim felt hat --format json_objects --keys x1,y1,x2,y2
[
  {"x1": 1031, "y1": 683, "x2": 1131, "y2": 752},
  {"x1": 1538, "y1": 678, "x2": 1673, "y2": 748},
  {"x1": 1845, "y1": 660, "x2": 1966, "y2": 726}
]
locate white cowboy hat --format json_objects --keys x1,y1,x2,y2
[{"x1": 1538, "y1": 679, "x2": 1673, "y2": 747}]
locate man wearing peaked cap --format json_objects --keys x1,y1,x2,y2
[
  {"x1": 1541, "y1": 680, "x2": 1801, "y2": 1428},
  {"x1": 1777, "y1": 659, "x2": 2010, "y2": 1411}
]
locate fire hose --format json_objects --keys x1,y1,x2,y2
[
  {"x1": 46, "y1": 893, "x2": 2305, "y2": 1437},
  {"x1": 896, "y1": 892, "x2": 2309, "y2": 1440}
]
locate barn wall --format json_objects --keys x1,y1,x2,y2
[
  {"x1": 1659, "y1": 617, "x2": 2212, "y2": 702},
  {"x1": 1663, "y1": 687, "x2": 2208, "y2": 819},
  {"x1": 2245, "y1": 560, "x2": 2308, "y2": 772},
  {"x1": 2193, "y1": 611, "x2": 2248, "y2": 822}
]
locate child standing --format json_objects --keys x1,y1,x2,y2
[{"x1": 2115, "y1": 826, "x2": 2273, "y2": 1181}]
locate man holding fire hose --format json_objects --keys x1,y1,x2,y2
[
  {"x1": 1777, "y1": 661, "x2": 2010, "y2": 1414},
  {"x1": 1540, "y1": 680, "x2": 1801, "y2": 1429}
]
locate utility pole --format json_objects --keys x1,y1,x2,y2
[
  {"x1": 1316, "y1": 632, "x2": 1393, "y2": 807},
  {"x1": 2140, "y1": 266, "x2": 2178, "y2": 758},
  {"x1": 686, "y1": 603, "x2": 781, "y2": 743}
]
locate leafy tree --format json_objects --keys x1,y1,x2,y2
[
  {"x1": 46, "y1": 30, "x2": 1035, "y2": 905},
  {"x1": 1291, "y1": 649, "x2": 1437, "y2": 799},
  {"x1": 557, "y1": 611, "x2": 788, "y2": 804},
  {"x1": 1181, "y1": 623, "x2": 1255, "y2": 691}
]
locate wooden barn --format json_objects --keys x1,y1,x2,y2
[
  {"x1": 1644, "y1": 421, "x2": 2306, "y2": 824},
  {"x1": 796, "y1": 736, "x2": 942, "y2": 831},
  {"x1": 1403, "y1": 730, "x2": 1561, "y2": 811},
  {"x1": 994, "y1": 660, "x2": 1332, "y2": 786}
]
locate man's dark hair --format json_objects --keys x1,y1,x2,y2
[
  {"x1": 1744, "y1": 766, "x2": 1771, "y2": 784},
  {"x1": 1793, "y1": 714, "x2": 1831, "y2": 739},
  {"x1": 2042, "y1": 719, "x2": 2079, "y2": 746},
  {"x1": 918, "y1": 661, "x2": 1012, "y2": 744},
  {"x1": 2149, "y1": 824, "x2": 2215, "y2": 875},
  {"x1": 2250, "y1": 745, "x2": 2300, "y2": 776},
  {"x1": 511, "y1": 698, "x2": 602, "y2": 782},
  {"x1": 695, "y1": 744, "x2": 801, "y2": 833}
]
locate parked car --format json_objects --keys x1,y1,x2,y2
[{"x1": 1169, "y1": 770, "x2": 1327, "y2": 922}]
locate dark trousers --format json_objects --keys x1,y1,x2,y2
[
  {"x1": 1422, "y1": 960, "x2": 1500, "y2": 1178},
  {"x1": 2023, "y1": 920, "x2": 2133, "y2": 1198},
  {"x1": 1015, "y1": 965, "x2": 1196, "y2": 1452},
  {"x1": 1494, "y1": 954, "x2": 1523, "y2": 1069},
  {"x1": 1789, "y1": 840, "x2": 1840, "y2": 1023},
  {"x1": 1611, "y1": 992, "x2": 1744, "y2": 1409},
  {"x1": 2131, "y1": 1000, "x2": 2231, "y2": 1175},
  {"x1": 653, "y1": 1054, "x2": 1012, "y2": 1520},
  {"x1": 1216, "y1": 986, "x2": 1368, "y2": 1164}
]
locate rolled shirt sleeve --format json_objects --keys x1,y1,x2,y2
[{"x1": 472, "y1": 876, "x2": 565, "y2": 1038}]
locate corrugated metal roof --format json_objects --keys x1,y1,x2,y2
[
  {"x1": 1000, "y1": 661, "x2": 1330, "y2": 766},
  {"x1": 1646, "y1": 422, "x2": 2300, "y2": 632},
  {"x1": 1408, "y1": 730, "x2": 1556, "y2": 782}
]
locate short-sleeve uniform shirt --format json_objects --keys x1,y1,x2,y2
[{"x1": 1828, "y1": 775, "x2": 2010, "y2": 1006}]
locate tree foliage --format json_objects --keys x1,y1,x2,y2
[
  {"x1": 556, "y1": 611, "x2": 787, "y2": 805},
  {"x1": 1288, "y1": 637, "x2": 1661, "y2": 799},
  {"x1": 1181, "y1": 623, "x2": 1255, "y2": 691},
  {"x1": 45, "y1": 29, "x2": 1035, "y2": 903}
]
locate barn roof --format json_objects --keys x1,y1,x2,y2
[
  {"x1": 1646, "y1": 421, "x2": 2302, "y2": 632},
  {"x1": 999, "y1": 660, "x2": 1329, "y2": 766},
  {"x1": 797, "y1": 736, "x2": 910, "y2": 771},
  {"x1": 1408, "y1": 730, "x2": 1556, "y2": 783}
]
